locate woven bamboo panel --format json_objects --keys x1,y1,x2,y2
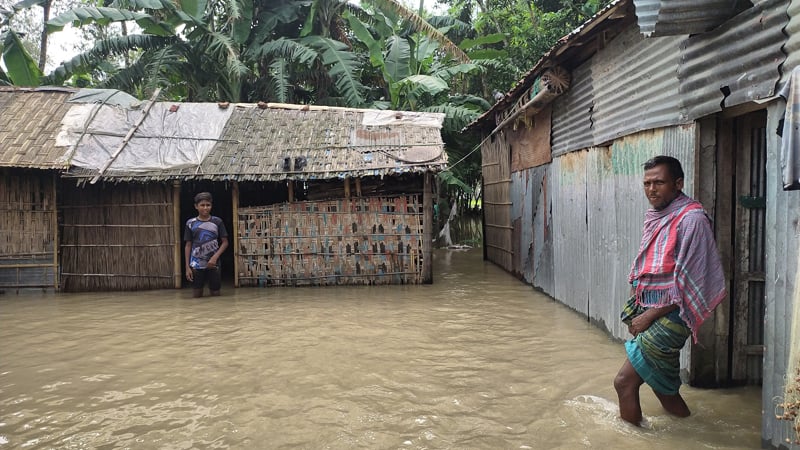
[
  {"x1": 482, "y1": 134, "x2": 513, "y2": 271},
  {"x1": 238, "y1": 196, "x2": 424, "y2": 286},
  {"x1": 510, "y1": 104, "x2": 552, "y2": 172},
  {"x1": 0, "y1": 89, "x2": 73, "y2": 169},
  {"x1": 0, "y1": 169, "x2": 56, "y2": 288},
  {"x1": 59, "y1": 182, "x2": 175, "y2": 292}
]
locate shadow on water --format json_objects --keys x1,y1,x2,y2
[{"x1": 0, "y1": 249, "x2": 761, "y2": 449}]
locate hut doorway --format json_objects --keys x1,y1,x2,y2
[
  {"x1": 717, "y1": 109, "x2": 767, "y2": 386},
  {"x1": 179, "y1": 182, "x2": 235, "y2": 286}
]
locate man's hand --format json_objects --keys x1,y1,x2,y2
[
  {"x1": 627, "y1": 304, "x2": 679, "y2": 336},
  {"x1": 628, "y1": 312, "x2": 655, "y2": 336},
  {"x1": 186, "y1": 266, "x2": 194, "y2": 281}
]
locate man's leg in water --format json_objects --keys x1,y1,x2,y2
[
  {"x1": 614, "y1": 358, "x2": 645, "y2": 425},
  {"x1": 653, "y1": 391, "x2": 690, "y2": 417}
]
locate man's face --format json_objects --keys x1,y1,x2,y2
[{"x1": 643, "y1": 164, "x2": 683, "y2": 210}]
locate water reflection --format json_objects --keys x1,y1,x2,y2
[{"x1": 0, "y1": 249, "x2": 760, "y2": 449}]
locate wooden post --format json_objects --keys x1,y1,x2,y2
[
  {"x1": 52, "y1": 172, "x2": 59, "y2": 291},
  {"x1": 232, "y1": 181, "x2": 240, "y2": 288},
  {"x1": 344, "y1": 177, "x2": 351, "y2": 198},
  {"x1": 422, "y1": 172, "x2": 433, "y2": 283},
  {"x1": 172, "y1": 180, "x2": 182, "y2": 288},
  {"x1": 355, "y1": 178, "x2": 362, "y2": 197},
  {"x1": 287, "y1": 181, "x2": 294, "y2": 202}
]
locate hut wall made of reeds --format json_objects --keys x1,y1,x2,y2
[
  {"x1": 59, "y1": 182, "x2": 177, "y2": 292},
  {"x1": 0, "y1": 168, "x2": 58, "y2": 289},
  {"x1": 237, "y1": 195, "x2": 425, "y2": 286},
  {"x1": 481, "y1": 134, "x2": 513, "y2": 272}
]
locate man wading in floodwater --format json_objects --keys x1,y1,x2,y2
[{"x1": 613, "y1": 155, "x2": 727, "y2": 426}]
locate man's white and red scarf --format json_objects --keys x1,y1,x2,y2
[{"x1": 628, "y1": 193, "x2": 727, "y2": 342}]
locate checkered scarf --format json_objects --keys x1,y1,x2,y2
[{"x1": 628, "y1": 193, "x2": 727, "y2": 342}]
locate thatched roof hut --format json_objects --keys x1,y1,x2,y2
[{"x1": 1, "y1": 87, "x2": 447, "y2": 291}]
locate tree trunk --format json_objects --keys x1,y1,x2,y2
[{"x1": 38, "y1": 0, "x2": 52, "y2": 71}]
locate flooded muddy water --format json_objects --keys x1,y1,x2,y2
[{"x1": 0, "y1": 249, "x2": 760, "y2": 449}]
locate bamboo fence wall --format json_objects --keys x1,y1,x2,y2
[
  {"x1": 59, "y1": 183, "x2": 176, "y2": 291},
  {"x1": 238, "y1": 196, "x2": 424, "y2": 286},
  {"x1": 0, "y1": 169, "x2": 57, "y2": 289},
  {"x1": 481, "y1": 134, "x2": 513, "y2": 271}
]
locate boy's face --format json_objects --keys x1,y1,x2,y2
[{"x1": 195, "y1": 200, "x2": 213, "y2": 218}]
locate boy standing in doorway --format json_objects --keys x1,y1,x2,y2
[{"x1": 184, "y1": 192, "x2": 229, "y2": 297}]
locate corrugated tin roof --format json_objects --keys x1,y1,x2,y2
[
  {"x1": 0, "y1": 88, "x2": 76, "y2": 170},
  {"x1": 779, "y1": 0, "x2": 800, "y2": 87},
  {"x1": 633, "y1": 0, "x2": 742, "y2": 37},
  {"x1": 679, "y1": 0, "x2": 788, "y2": 120},
  {"x1": 0, "y1": 89, "x2": 446, "y2": 182}
]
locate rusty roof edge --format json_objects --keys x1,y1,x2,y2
[{"x1": 462, "y1": 0, "x2": 629, "y2": 134}]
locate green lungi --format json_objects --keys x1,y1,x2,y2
[{"x1": 621, "y1": 296, "x2": 691, "y2": 395}]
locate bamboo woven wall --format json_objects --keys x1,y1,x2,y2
[
  {"x1": 238, "y1": 196, "x2": 424, "y2": 286},
  {"x1": 481, "y1": 134, "x2": 513, "y2": 271},
  {"x1": 0, "y1": 169, "x2": 57, "y2": 289},
  {"x1": 59, "y1": 183, "x2": 175, "y2": 291}
]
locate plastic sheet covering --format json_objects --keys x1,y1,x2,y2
[
  {"x1": 779, "y1": 66, "x2": 800, "y2": 190},
  {"x1": 55, "y1": 102, "x2": 234, "y2": 172},
  {"x1": 361, "y1": 110, "x2": 444, "y2": 128},
  {"x1": 67, "y1": 89, "x2": 141, "y2": 108}
]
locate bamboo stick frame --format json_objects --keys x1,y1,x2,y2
[
  {"x1": 422, "y1": 172, "x2": 433, "y2": 283},
  {"x1": 232, "y1": 181, "x2": 240, "y2": 288},
  {"x1": 172, "y1": 180, "x2": 182, "y2": 288},
  {"x1": 53, "y1": 172, "x2": 59, "y2": 290}
]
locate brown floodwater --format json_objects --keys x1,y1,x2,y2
[{"x1": 0, "y1": 249, "x2": 760, "y2": 449}]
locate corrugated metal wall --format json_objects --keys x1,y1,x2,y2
[
  {"x1": 762, "y1": 102, "x2": 800, "y2": 449},
  {"x1": 510, "y1": 167, "x2": 554, "y2": 293},
  {"x1": 552, "y1": 64, "x2": 594, "y2": 155},
  {"x1": 592, "y1": 28, "x2": 685, "y2": 144},
  {"x1": 514, "y1": 126, "x2": 696, "y2": 340}
]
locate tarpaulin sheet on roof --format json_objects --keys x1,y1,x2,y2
[
  {"x1": 67, "y1": 89, "x2": 141, "y2": 108},
  {"x1": 55, "y1": 102, "x2": 234, "y2": 172}
]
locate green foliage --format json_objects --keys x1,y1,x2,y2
[{"x1": 1, "y1": 30, "x2": 43, "y2": 86}]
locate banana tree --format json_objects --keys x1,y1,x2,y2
[
  {"x1": 44, "y1": 0, "x2": 253, "y2": 100},
  {"x1": 0, "y1": 0, "x2": 47, "y2": 86}
]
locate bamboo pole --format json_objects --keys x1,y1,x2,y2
[
  {"x1": 287, "y1": 181, "x2": 294, "y2": 202},
  {"x1": 232, "y1": 181, "x2": 240, "y2": 288},
  {"x1": 355, "y1": 178, "x2": 362, "y2": 197},
  {"x1": 52, "y1": 172, "x2": 59, "y2": 291},
  {"x1": 344, "y1": 177, "x2": 351, "y2": 198},
  {"x1": 172, "y1": 180, "x2": 182, "y2": 288},
  {"x1": 90, "y1": 88, "x2": 161, "y2": 184},
  {"x1": 422, "y1": 173, "x2": 433, "y2": 283}
]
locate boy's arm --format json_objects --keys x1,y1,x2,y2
[
  {"x1": 208, "y1": 237, "x2": 229, "y2": 268},
  {"x1": 184, "y1": 241, "x2": 193, "y2": 280}
]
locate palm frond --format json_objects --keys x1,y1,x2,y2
[
  {"x1": 301, "y1": 35, "x2": 365, "y2": 107},
  {"x1": 367, "y1": 0, "x2": 470, "y2": 63},
  {"x1": 246, "y1": 37, "x2": 318, "y2": 65},
  {"x1": 422, "y1": 104, "x2": 480, "y2": 133},
  {"x1": 43, "y1": 34, "x2": 175, "y2": 84},
  {"x1": 268, "y1": 58, "x2": 291, "y2": 102}
]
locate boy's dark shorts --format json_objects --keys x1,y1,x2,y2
[{"x1": 191, "y1": 267, "x2": 221, "y2": 291}]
